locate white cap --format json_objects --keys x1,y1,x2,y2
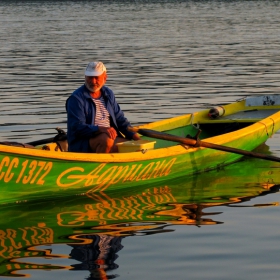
[{"x1": 84, "y1": 62, "x2": 106, "y2": 76}]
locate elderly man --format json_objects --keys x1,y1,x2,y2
[{"x1": 66, "y1": 61, "x2": 140, "y2": 153}]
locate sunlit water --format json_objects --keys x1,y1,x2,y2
[{"x1": 1, "y1": 0, "x2": 280, "y2": 279}]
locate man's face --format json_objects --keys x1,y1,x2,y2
[{"x1": 85, "y1": 72, "x2": 107, "y2": 93}]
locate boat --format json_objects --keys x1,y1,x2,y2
[
  {"x1": 1, "y1": 95, "x2": 280, "y2": 204},
  {"x1": 0, "y1": 159, "x2": 279, "y2": 277}
]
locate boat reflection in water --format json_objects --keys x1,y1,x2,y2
[{"x1": 0, "y1": 153, "x2": 279, "y2": 278}]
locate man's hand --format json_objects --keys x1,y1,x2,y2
[
  {"x1": 98, "y1": 126, "x2": 117, "y2": 140},
  {"x1": 132, "y1": 133, "x2": 141, "y2": 141}
]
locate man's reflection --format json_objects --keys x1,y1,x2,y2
[{"x1": 69, "y1": 234, "x2": 123, "y2": 280}]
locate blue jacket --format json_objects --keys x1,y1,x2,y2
[{"x1": 66, "y1": 84, "x2": 135, "y2": 152}]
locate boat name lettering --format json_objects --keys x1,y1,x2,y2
[
  {"x1": 57, "y1": 158, "x2": 177, "y2": 190},
  {"x1": 0, "y1": 156, "x2": 53, "y2": 185}
]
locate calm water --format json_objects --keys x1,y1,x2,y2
[{"x1": 1, "y1": 0, "x2": 280, "y2": 279}]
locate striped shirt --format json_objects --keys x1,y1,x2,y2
[{"x1": 92, "y1": 96, "x2": 110, "y2": 127}]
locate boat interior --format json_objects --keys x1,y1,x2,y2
[{"x1": 139, "y1": 107, "x2": 280, "y2": 150}]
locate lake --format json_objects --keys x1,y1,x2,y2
[{"x1": 1, "y1": 0, "x2": 280, "y2": 279}]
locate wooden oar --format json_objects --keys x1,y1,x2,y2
[
  {"x1": 27, "y1": 127, "x2": 67, "y2": 146},
  {"x1": 27, "y1": 137, "x2": 58, "y2": 146},
  {"x1": 129, "y1": 127, "x2": 280, "y2": 163}
]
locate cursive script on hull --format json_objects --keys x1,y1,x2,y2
[{"x1": 57, "y1": 158, "x2": 177, "y2": 191}]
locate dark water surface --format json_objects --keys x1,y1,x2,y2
[{"x1": 1, "y1": 0, "x2": 280, "y2": 279}]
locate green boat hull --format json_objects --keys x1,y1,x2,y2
[{"x1": 0, "y1": 136, "x2": 267, "y2": 204}]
